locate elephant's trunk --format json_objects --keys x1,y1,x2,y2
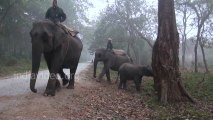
[
  {"x1": 93, "y1": 59, "x2": 98, "y2": 78},
  {"x1": 30, "y1": 47, "x2": 42, "y2": 93}
]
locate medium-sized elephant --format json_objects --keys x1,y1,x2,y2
[
  {"x1": 117, "y1": 63, "x2": 153, "y2": 91},
  {"x1": 30, "y1": 20, "x2": 83, "y2": 96},
  {"x1": 93, "y1": 48, "x2": 132, "y2": 82}
]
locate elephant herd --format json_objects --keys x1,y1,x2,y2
[
  {"x1": 29, "y1": 20, "x2": 153, "y2": 96},
  {"x1": 93, "y1": 48, "x2": 153, "y2": 91}
]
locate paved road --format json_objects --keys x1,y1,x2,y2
[{"x1": 0, "y1": 63, "x2": 90, "y2": 96}]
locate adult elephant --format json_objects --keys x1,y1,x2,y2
[
  {"x1": 30, "y1": 20, "x2": 83, "y2": 96},
  {"x1": 93, "y1": 48, "x2": 131, "y2": 82}
]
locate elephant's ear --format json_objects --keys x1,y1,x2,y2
[{"x1": 53, "y1": 30, "x2": 66, "y2": 49}]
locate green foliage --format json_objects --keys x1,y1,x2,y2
[
  {"x1": 141, "y1": 72, "x2": 213, "y2": 119},
  {"x1": 0, "y1": 0, "x2": 92, "y2": 65},
  {"x1": 183, "y1": 72, "x2": 213, "y2": 101},
  {"x1": 0, "y1": 58, "x2": 47, "y2": 76}
]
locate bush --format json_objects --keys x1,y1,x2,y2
[{"x1": 5, "y1": 57, "x2": 18, "y2": 66}]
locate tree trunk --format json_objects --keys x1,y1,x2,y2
[
  {"x1": 182, "y1": 39, "x2": 186, "y2": 68},
  {"x1": 181, "y1": 8, "x2": 187, "y2": 68},
  {"x1": 152, "y1": 0, "x2": 194, "y2": 104},
  {"x1": 131, "y1": 44, "x2": 139, "y2": 64},
  {"x1": 194, "y1": 31, "x2": 200, "y2": 73},
  {"x1": 199, "y1": 41, "x2": 209, "y2": 73}
]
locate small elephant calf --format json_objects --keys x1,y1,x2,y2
[{"x1": 117, "y1": 63, "x2": 153, "y2": 91}]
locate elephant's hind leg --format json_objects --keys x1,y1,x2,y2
[
  {"x1": 67, "y1": 65, "x2": 78, "y2": 89},
  {"x1": 59, "y1": 69, "x2": 69, "y2": 86}
]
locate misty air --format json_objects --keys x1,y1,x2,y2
[{"x1": 0, "y1": 0, "x2": 212, "y2": 119}]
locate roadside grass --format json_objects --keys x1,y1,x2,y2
[
  {"x1": 84, "y1": 64, "x2": 213, "y2": 120},
  {"x1": 95, "y1": 65, "x2": 213, "y2": 119},
  {"x1": 0, "y1": 59, "x2": 47, "y2": 77},
  {"x1": 141, "y1": 72, "x2": 213, "y2": 120}
]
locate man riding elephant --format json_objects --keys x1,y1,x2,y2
[{"x1": 45, "y1": 0, "x2": 78, "y2": 36}]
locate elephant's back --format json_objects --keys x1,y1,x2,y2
[
  {"x1": 119, "y1": 63, "x2": 137, "y2": 74},
  {"x1": 113, "y1": 49, "x2": 126, "y2": 56},
  {"x1": 68, "y1": 36, "x2": 83, "y2": 50},
  {"x1": 110, "y1": 56, "x2": 130, "y2": 71},
  {"x1": 115, "y1": 55, "x2": 131, "y2": 65},
  {"x1": 119, "y1": 63, "x2": 135, "y2": 76}
]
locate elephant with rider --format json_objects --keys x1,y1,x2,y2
[
  {"x1": 93, "y1": 48, "x2": 132, "y2": 82},
  {"x1": 30, "y1": 20, "x2": 83, "y2": 96}
]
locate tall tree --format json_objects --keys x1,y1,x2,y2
[
  {"x1": 185, "y1": 0, "x2": 213, "y2": 72},
  {"x1": 175, "y1": 0, "x2": 193, "y2": 68},
  {"x1": 90, "y1": 0, "x2": 157, "y2": 64},
  {"x1": 152, "y1": 0, "x2": 194, "y2": 104}
]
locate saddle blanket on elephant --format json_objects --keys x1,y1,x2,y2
[
  {"x1": 113, "y1": 49, "x2": 127, "y2": 56},
  {"x1": 57, "y1": 23, "x2": 79, "y2": 37}
]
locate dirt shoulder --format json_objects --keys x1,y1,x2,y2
[{"x1": 0, "y1": 64, "x2": 151, "y2": 120}]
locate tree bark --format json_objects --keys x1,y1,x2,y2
[
  {"x1": 199, "y1": 42, "x2": 209, "y2": 73},
  {"x1": 194, "y1": 26, "x2": 201, "y2": 73},
  {"x1": 181, "y1": 6, "x2": 187, "y2": 68},
  {"x1": 152, "y1": 0, "x2": 194, "y2": 104}
]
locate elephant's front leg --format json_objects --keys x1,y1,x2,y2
[
  {"x1": 98, "y1": 62, "x2": 110, "y2": 82},
  {"x1": 118, "y1": 79, "x2": 123, "y2": 89},
  {"x1": 106, "y1": 69, "x2": 111, "y2": 83},
  {"x1": 44, "y1": 74, "x2": 57, "y2": 96},
  {"x1": 118, "y1": 75, "x2": 125, "y2": 89},
  {"x1": 44, "y1": 51, "x2": 64, "y2": 96},
  {"x1": 134, "y1": 76, "x2": 141, "y2": 91}
]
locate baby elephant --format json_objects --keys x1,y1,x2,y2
[{"x1": 117, "y1": 63, "x2": 153, "y2": 91}]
